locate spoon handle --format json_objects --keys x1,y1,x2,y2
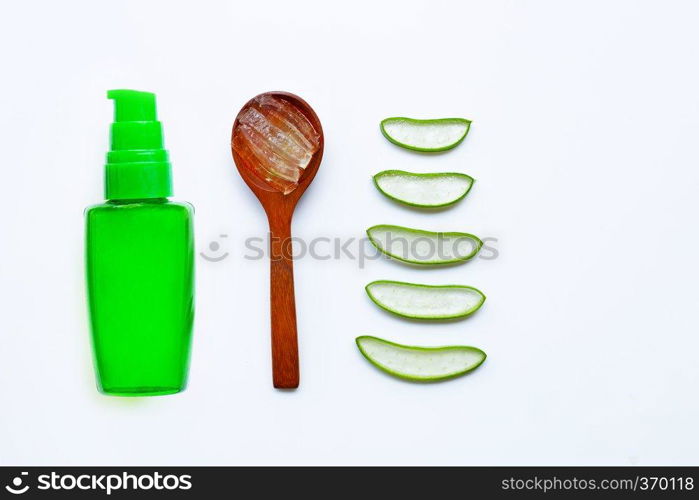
[{"x1": 268, "y1": 214, "x2": 300, "y2": 388}]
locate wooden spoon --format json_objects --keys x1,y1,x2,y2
[{"x1": 231, "y1": 91, "x2": 324, "y2": 389}]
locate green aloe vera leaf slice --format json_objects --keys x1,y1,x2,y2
[
  {"x1": 365, "y1": 280, "x2": 485, "y2": 319},
  {"x1": 356, "y1": 336, "x2": 486, "y2": 382},
  {"x1": 373, "y1": 170, "x2": 474, "y2": 208},
  {"x1": 366, "y1": 224, "x2": 482, "y2": 265},
  {"x1": 380, "y1": 117, "x2": 471, "y2": 152}
]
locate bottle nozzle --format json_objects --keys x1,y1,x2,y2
[
  {"x1": 104, "y1": 89, "x2": 172, "y2": 200},
  {"x1": 107, "y1": 89, "x2": 157, "y2": 122}
]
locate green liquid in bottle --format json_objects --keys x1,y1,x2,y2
[{"x1": 86, "y1": 90, "x2": 195, "y2": 396}]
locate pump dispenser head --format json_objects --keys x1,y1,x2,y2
[{"x1": 105, "y1": 89, "x2": 172, "y2": 200}]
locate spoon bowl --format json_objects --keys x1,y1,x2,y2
[{"x1": 231, "y1": 91, "x2": 324, "y2": 388}]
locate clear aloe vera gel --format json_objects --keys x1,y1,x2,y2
[{"x1": 86, "y1": 89, "x2": 194, "y2": 396}]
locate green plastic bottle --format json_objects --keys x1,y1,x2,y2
[{"x1": 86, "y1": 89, "x2": 194, "y2": 396}]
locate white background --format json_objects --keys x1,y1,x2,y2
[{"x1": 0, "y1": 0, "x2": 697, "y2": 466}]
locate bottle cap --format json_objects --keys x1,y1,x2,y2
[{"x1": 105, "y1": 89, "x2": 172, "y2": 200}]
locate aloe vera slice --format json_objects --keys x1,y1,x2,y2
[
  {"x1": 373, "y1": 170, "x2": 474, "y2": 208},
  {"x1": 366, "y1": 224, "x2": 482, "y2": 265},
  {"x1": 366, "y1": 280, "x2": 485, "y2": 319},
  {"x1": 380, "y1": 117, "x2": 471, "y2": 152},
  {"x1": 356, "y1": 336, "x2": 486, "y2": 381}
]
